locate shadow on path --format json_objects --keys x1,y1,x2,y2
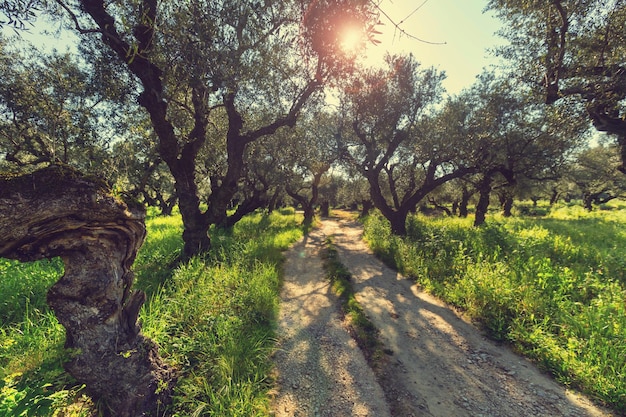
[
  {"x1": 327, "y1": 215, "x2": 613, "y2": 417},
  {"x1": 271, "y1": 227, "x2": 391, "y2": 417}
]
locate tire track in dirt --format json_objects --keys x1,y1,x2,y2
[
  {"x1": 272, "y1": 214, "x2": 615, "y2": 417},
  {"x1": 326, "y1": 214, "x2": 614, "y2": 417},
  {"x1": 271, "y1": 227, "x2": 391, "y2": 417}
]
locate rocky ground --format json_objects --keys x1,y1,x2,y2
[{"x1": 270, "y1": 214, "x2": 614, "y2": 417}]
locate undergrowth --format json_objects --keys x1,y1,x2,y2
[
  {"x1": 363, "y1": 203, "x2": 626, "y2": 413},
  {"x1": 0, "y1": 208, "x2": 303, "y2": 416}
]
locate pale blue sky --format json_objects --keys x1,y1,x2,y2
[
  {"x1": 365, "y1": 0, "x2": 506, "y2": 95},
  {"x1": 6, "y1": 0, "x2": 505, "y2": 96}
]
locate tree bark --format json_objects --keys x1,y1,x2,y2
[
  {"x1": 474, "y1": 174, "x2": 493, "y2": 226},
  {"x1": 549, "y1": 188, "x2": 560, "y2": 205},
  {"x1": 286, "y1": 170, "x2": 326, "y2": 227},
  {"x1": 459, "y1": 187, "x2": 472, "y2": 218},
  {"x1": 78, "y1": 0, "x2": 211, "y2": 259},
  {"x1": 267, "y1": 188, "x2": 282, "y2": 213},
  {"x1": 428, "y1": 197, "x2": 452, "y2": 216},
  {"x1": 287, "y1": 190, "x2": 316, "y2": 226},
  {"x1": 388, "y1": 209, "x2": 409, "y2": 236},
  {"x1": 360, "y1": 199, "x2": 373, "y2": 217},
  {"x1": 500, "y1": 189, "x2": 514, "y2": 217},
  {"x1": 0, "y1": 165, "x2": 176, "y2": 417},
  {"x1": 582, "y1": 192, "x2": 594, "y2": 211},
  {"x1": 320, "y1": 201, "x2": 330, "y2": 217},
  {"x1": 223, "y1": 190, "x2": 267, "y2": 229}
]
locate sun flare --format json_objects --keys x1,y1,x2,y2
[{"x1": 339, "y1": 25, "x2": 365, "y2": 55}]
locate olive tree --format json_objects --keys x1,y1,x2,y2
[
  {"x1": 0, "y1": 166, "x2": 175, "y2": 417},
  {"x1": 568, "y1": 144, "x2": 626, "y2": 210},
  {"x1": 282, "y1": 110, "x2": 341, "y2": 225},
  {"x1": 487, "y1": 0, "x2": 626, "y2": 172},
  {"x1": 339, "y1": 54, "x2": 477, "y2": 235},
  {"x1": 457, "y1": 72, "x2": 588, "y2": 225},
  {"x1": 45, "y1": 0, "x2": 376, "y2": 257},
  {"x1": 0, "y1": 38, "x2": 126, "y2": 174}
]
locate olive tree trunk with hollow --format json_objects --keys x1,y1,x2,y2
[{"x1": 0, "y1": 165, "x2": 176, "y2": 417}]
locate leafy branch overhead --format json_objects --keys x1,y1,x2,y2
[
  {"x1": 487, "y1": 0, "x2": 626, "y2": 171},
  {"x1": 0, "y1": 0, "x2": 39, "y2": 29},
  {"x1": 30, "y1": 0, "x2": 379, "y2": 258}
]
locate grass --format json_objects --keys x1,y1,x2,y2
[
  {"x1": 320, "y1": 236, "x2": 383, "y2": 361},
  {"x1": 0, "y1": 207, "x2": 304, "y2": 416},
  {"x1": 0, "y1": 257, "x2": 85, "y2": 416},
  {"x1": 363, "y1": 202, "x2": 626, "y2": 413}
]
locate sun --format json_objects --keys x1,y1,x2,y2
[{"x1": 338, "y1": 25, "x2": 365, "y2": 55}]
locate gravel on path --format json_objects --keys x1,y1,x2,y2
[
  {"x1": 271, "y1": 226, "x2": 391, "y2": 417},
  {"x1": 271, "y1": 214, "x2": 615, "y2": 417}
]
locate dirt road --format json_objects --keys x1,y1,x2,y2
[{"x1": 271, "y1": 215, "x2": 614, "y2": 417}]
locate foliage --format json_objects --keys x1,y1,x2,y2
[
  {"x1": 300, "y1": 0, "x2": 378, "y2": 75},
  {"x1": 281, "y1": 110, "x2": 341, "y2": 224},
  {"x1": 363, "y1": 208, "x2": 626, "y2": 412},
  {"x1": 339, "y1": 53, "x2": 466, "y2": 234},
  {"x1": 0, "y1": 209, "x2": 304, "y2": 416},
  {"x1": 109, "y1": 108, "x2": 178, "y2": 214},
  {"x1": 466, "y1": 70, "x2": 588, "y2": 176},
  {"x1": 0, "y1": 0, "x2": 39, "y2": 29},
  {"x1": 447, "y1": 71, "x2": 589, "y2": 224},
  {"x1": 486, "y1": 0, "x2": 626, "y2": 172},
  {"x1": 0, "y1": 36, "x2": 128, "y2": 176},
  {"x1": 47, "y1": 0, "x2": 379, "y2": 256},
  {"x1": 567, "y1": 144, "x2": 626, "y2": 210}
]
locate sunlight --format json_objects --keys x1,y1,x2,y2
[
  {"x1": 335, "y1": 20, "x2": 387, "y2": 70},
  {"x1": 339, "y1": 25, "x2": 365, "y2": 55}
]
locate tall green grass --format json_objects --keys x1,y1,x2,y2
[
  {"x1": 1, "y1": 208, "x2": 303, "y2": 416},
  {"x1": 363, "y1": 204, "x2": 626, "y2": 412},
  {"x1": 0, "y1": 257, "x2": 82, "y2": 416}
]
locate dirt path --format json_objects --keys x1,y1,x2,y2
[{"x1": 271, "y1": 215, "x2": 615, "y2": 417}]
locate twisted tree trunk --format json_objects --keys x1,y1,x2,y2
[
  {"x1": 360, "y1": 199, "x2": 373, "y2": 217},
  {"x1": 0, "y1": 165, "x2": 176, "y2": 416},
  {"x1": 474, "y1": 173, "x2": 493, "y2": 227}
]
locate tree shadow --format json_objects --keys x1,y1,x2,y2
[
  {"x1": 329, "y1": 218, "x2": 612, "y2": 417},
  {"x1": 273, "y1": 228, "x2": 389, "y2": 416}
]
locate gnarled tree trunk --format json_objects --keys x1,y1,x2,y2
[
  {"x1": 320, "y1": 201, "x2": 330, "y2": 217},
  {"x1": 474, "y1": 173, "x2": 493, "y2": 227},
  {"x1": 458, "y1": 186, "x2": 473, "y2": 218},
  {"x1": 0, "y1": 165, "x2": 176, "y2": 417},
  {"x1": 360, "y1": 199, "x2": 373, "y2": 217},
  {"x1": 499, "y1": 189, "x2": 514, "y2": 217}
]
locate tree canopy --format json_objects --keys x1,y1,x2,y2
[
  {"x1": 337, "y1": 54, "x2": 476, "y2": 234},
  {"x1": 0, "y1": 0, "x2": 614, "y2": 235},
  {"x1": 487, "y1": 0, "x2": 626, "y2": 172},
  {"x1": 35, "y1": 0, "x2": 376, "y2": 257},
  {"x1": 4, "y1": 2, "x2": 623, "y2": 414}
]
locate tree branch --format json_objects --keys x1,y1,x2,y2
[{"x1": 54, "y1": 0, "x2": 99, "y2": 34}]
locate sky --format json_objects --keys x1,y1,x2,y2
[
  {"x1": 4, "y1": 0, "x2": 506, "y2": 96},
  {"x1": 361, "y1": 0, "x2": 506, "y2": 95}
]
